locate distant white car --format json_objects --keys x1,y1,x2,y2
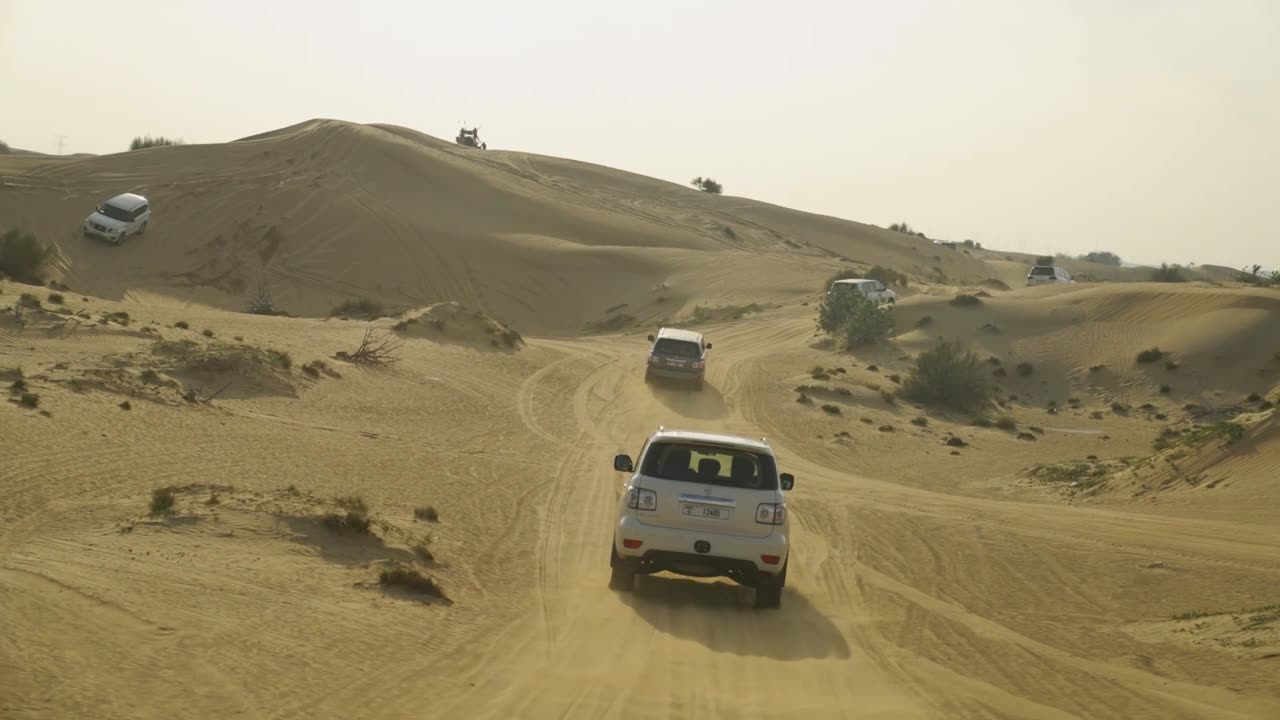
[
  {"x1": 1026, "y1": 265, "x2": 1074, "y2": 285},
  {"x1": 644, "y1": 327, "x2": 711, "y2": 391},
  {"x1": 828, "y1": 278, "x2": 896, "y2": 306},
  {"x1": 609, "y1": 427, "x2": 793, "y2": 608},
  {"x1": 83, "y1": 193, "x2": 150, "y2": 244}
]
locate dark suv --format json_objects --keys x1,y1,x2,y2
[{"x1": 644, "y1": 327, "x2": 711, "y2": 391}]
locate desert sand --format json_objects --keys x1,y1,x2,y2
[{"x1": 2, "y1": 120, "x2": 1278, "y2": 719}]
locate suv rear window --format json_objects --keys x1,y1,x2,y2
[
  {"x1": 652, "y1": 338, "x2": 700, "y2": 358},
  {"x1": 1031, "y1": 266, "x2": 1056, "y2": 276},
  {"x1": 640, "y1": 441, "x2": 778, "y2": 490}
]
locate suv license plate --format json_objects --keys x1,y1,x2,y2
[{"x1": 682, "y1": 503, "x2": 729, "y2": 520}]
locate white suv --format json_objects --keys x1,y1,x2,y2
[
  {"x1": 609, "y1": 427, "x2": 794, "y2": 608},
  {"x1": 828, "y1": 278, "x2": 896, "y2": 306},
  {"x1": 1025, "y1": 265, "x2": 1073, "y2": 285},
  {"x1": 83, "y1": 192, "x2": 150, "y2": 244}
]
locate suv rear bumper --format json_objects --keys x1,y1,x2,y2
[
  {"x1": 646, "y1": 364, "x2": 703, "y2": 381},
  {"x1": 614, "y1": 514, "x2": 787, "y2": 575}
]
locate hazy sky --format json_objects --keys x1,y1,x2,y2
[{"x1": 3, "y1": 0, "x2": 1277, "y2": 269}]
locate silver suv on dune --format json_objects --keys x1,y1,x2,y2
[
  {"x1": 83, "y1": 192, "x2": 150, "y2": 244},
  {"x1": 644, "y1": 327, "x2": 711, "y2": 391}
]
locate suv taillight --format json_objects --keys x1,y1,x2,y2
[
  {"x1": 627, "y1": 488, "x2": 657, "y2": 511},
  {"x1": 755, "y1": 503, "x2": 786, "y2": 525}
]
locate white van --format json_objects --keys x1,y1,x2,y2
[{"x1": 83, "y1": 193, "x2": 150, "y2": 244}]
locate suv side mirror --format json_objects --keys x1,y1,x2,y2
[
  {"x1": 705, "y1": 342, "x2": 712, "y2": 350},
  {"x1": 613, "y1": 454, "x2": 634, "y2": 473},
  {"x1": 780, "y1": 473, "x2": 794, "y2": 491},
  {"x1": 647, "y1": 334, "x2": 655, "y2": 342}
]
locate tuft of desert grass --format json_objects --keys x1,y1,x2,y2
[{"x1": 150, "y1": 486, "x2": 176, "y2": 515}]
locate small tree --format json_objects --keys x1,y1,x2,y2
[
  {"x1": 690, "y1": 177, "x2": 723, "y2": 194},
  {"x1": 247, "y1": 281, "x2": 277, "y2": 315},
  {"x1": 1035, "y1": 255, "x2": 1054, "y2": 266},
  {"x1": 1238, "y1": 265, "x2": 1279, "y2": 286},
  {"x1": 1150, "y1": 263, "x2": 1187, "y2": 282},
  {"x1": 0, "y1": 228, "x2": 55, "y2": 284},
  {"x1": 817, "y1": 288, "x2": 894, "y2": 348},
  {"x1": 888, "y1": 222, "x2": 927, "y2": 239},
  {"x1": 901, "y1": 341, "x2": 993, "y2": 413},
  {"x1": 0, "y1": 139, "x2": 10, "y2": 154}
]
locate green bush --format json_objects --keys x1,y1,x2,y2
[
  {"x1": 817, "y1": 288, "x2": 894, "y2": 347},
  {"x1": 901, "y1": 341, "x2": 993, "y2": 413},
  {"x1": 329, "y1": 298, "x2": 385, "y2": 318},
  {"x1": 1135, "y1": 347, "x2": 1164, "y2": 364},
  {"x1": 0, "y1": 229, "x2": 55, "y2": 285},
  {"x1": 379, "y1": 562, "x2": 446, "y2": 599},
  {"x1": 149, "y1": 487, "x2": 176, "y2": 515},
  {"x1": 1081, "y1": 251, "x2": 1122, "y2": 266},
  {"x1": 267, "y1": 349, "x2": 292, "y2": 370},
  {"x1": 866, "y1": 265, "x2": 908, "y2": 288}
]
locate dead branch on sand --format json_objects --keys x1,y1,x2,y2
[
  {"x1": 206, "y1": 380, "x2": 234, "y2": 402},
  {"x1": 336, "y1": 328, "x2": 403, "y2": 367}
]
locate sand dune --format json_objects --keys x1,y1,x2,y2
[
  {"x1": 1, "y1": 118, "x2": 1120, "y2": 337},
  {"x1": 3, "y1": 120, "x2": 1279, "y2": 719}
]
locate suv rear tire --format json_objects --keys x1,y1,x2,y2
[
  {"x1": 609, "y1": 545, "x2": 636, "y2": 592},
  {"x1": 754, "y1": 562, "x2": 787, "y2": 609}
]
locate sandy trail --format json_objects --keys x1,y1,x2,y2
[
  {"x1": 3, "y1": 300, "x2": 1279, "y2": 719},
  {"x1": 416, "y1": 319, "x2": 1280, "y2": 720}
]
